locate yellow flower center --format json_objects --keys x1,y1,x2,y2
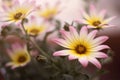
[
  {"x1": 17, "y1": 55, "x2": 27, "y2": 63},
  {"x1": 92, "y1": 21, "x2": 101, "y2": 26},
  {"x1": 30, "y1": 29, "x2": 40, "y2": 34},
  {"x1": 14, "y1": 12, "x2": 23, "y2": 20},
  {"x1": 75, "y1": 45, "x2": 86, "y2": 54}
]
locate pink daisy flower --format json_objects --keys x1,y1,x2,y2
[
  {"x1": 53, "y1": 26, "x2": 109, "y2": 69},
  {"x1": 6, "y1": 43, "x2": 31, "y2": 69},
  {"x1": 77, "y1": 5, "x2": 115, "y2": 29},
  {"x1": 0, "y1": 0, "x2": 37, "y2": 24}
]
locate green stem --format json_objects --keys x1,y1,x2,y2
[{"x1": 21, "y1": 19, "x2": 50, "y2": 59}]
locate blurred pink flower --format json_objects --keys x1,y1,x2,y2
[
  {"x1": 36, "y1": 0, "x2": 63, "y2": 21},
  {"x1": 77, "y1": 5, "x2": 115, "y2": 29},
  {"x1": 0, "y1": 0, "x2": 37, "y2": 24},
  {"x1": 6, "y1": 43, "x2": 31, "y2": 69},
  {"x1": 53, "y1": 26, "x2": 109, "y2": 68}
]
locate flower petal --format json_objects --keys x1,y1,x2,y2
[
  {"x1": 91, "y1": 45, "x2": 110, "y2": 51},
  {"x1": 92, "y1": 36, "x2": 109, "y2": 46},
  {"x1": 81, "y1": 9, "x2": 90, "y2": 20},
  {"x1": 88, "y1": 57, "x2": 101, "y2": 69},
  {"x1": 68, "y1": 55, "x2": 77, "y2": 60},
  {"x1": 53, "y1": 38, "x2": 72, "y2": 48},
  {"x1": 90, "y1": 4, "x2": 97, "y2": 16},
  {"x1": 92, "y1": 52, "x2": 108, "y2": 58},
  {"x1": 79, "y1": 26, "x2": 88, "y2": 40},
  {"x1": 99, "y1": 9, "x2": 106, "y2": 19},
  {"x1": 53, "y1": 50, "x2": 70, "y2": 56},
  {"x1": 78, "y1": 56, "x2": 88, "y2": 67},
  {"x1": 87, "y1": 30, "x2": 98, "y2": 42},
  {"x1": 6, "y1": 62, "x2": 14, "y2": 67},
  {"x1": 103, "y1": 16, "x2": 116, "y2": 23},
  {"x1": 69, "y1": 26, "x2": 79, "y2": 39},
  {"x1": 60, "y1": 30, "x2": 73, "y2": 42}
]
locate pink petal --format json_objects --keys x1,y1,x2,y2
[
  {"x1": 75, "y1": 19, "x2": 88, "y2": 24},
  {"x1": 93, "y1": 52, "x2": 108, "y2": 58},
  {"x1": 99, "y1": 9, "x2": 106, "y2": 19},
  {"x1": 6, "y1": 62, "x2": 13, "y2": 67},
  {"x1": 91, "y1": 45, "x2": 110, "y2": 51},
  {"x1": 69, "y1": 26, "x2": 79, "y2": 40},
  {"x1": 6, "y1": 49, "x2": 13, "y2": 58},
  {"x1": 68, "y1": 55, "x2": 77, "y2": 60},
  {"x1": 53, "y1": 38, "x2": 70, "y2": 48},
  {"x1": 104, "y1": 16, "x2": 116, "y2": 23},
  {"x1": 79, "y1": 26, "x2": 88, "y2": 40},
  {"x1": 11, "y1": 43, "x2": 22, "y2": 50},
  {"x1": 60, "y1": 30, "x2": 71, "y2": 40},
  {"x1": 13, "y1": 0, "x2": 20, "y2": 6},
  {"x1": 11, "y1": 65, "x2": 19, "y2": 69},
  {"x1": 87, "y1": 30, "x2": 98, "y2": 41},
  {"x1": 81, "y1": 9, "x2": 90, "y2": 20},
  {"x1": 88, "y1": 57, "x2": 101, "y2": 69},
  {"x1": 53, "y1": 50, "x2": 69, "y2": 56},
  {"x1": 103, "y1": 25, "x2": 116, "y2": 28},
  {"x1": 90, "y1": 4, "x2": 97, "y2": 16},
  {"x1": 92, "y1": 36, "x2": 109, "y2": 46},
  {"x1": 78, "y1": 56, "x2": 88, "y2": 67},
  {"x1": 87, "y1": 26, "x2": 95, "y2": 28}
]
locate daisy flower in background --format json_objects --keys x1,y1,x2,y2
[
  {"x1": 24, "y1": 16, "x2": 46, "y2": 36},
  {"x1": 0, "y1": 0, "x2": 37, "y2": 24},
  {"x1": 53, "y1": 26, "x2": 109, "y2": 68},
  {"x1": 1, "y1": 0, "x2": 13, "y2": 8},
  {"x1": 6, "y1": 43, "x2": 31, "y2": 69},
  {"x1": 77, "y1": 5, "x2": 115, "y2": 29},
  {"x1": 36, "y1": 0, "x2": 63, "y2": 21}
]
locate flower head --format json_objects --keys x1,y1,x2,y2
[
  {"x1": 36, "y1": 0, "x2": 62, "y2": 20},
  {"x1": 25, "y1": 23, "x2": 45, "y2": 36},
  {"x1": 0, "y1": 0, "x2": 36, "y2": 24},
  {"x1": 53, "y1": 26, "x2": 109, "y2": 68},
  {"x1": 78, "y1": 5, "x2": 115, "y2": 29},
  {"x1": 24, "y1": 16, "x2": 46, "y2": 36},
  {"x1": 6, "y1": 43, "x2": 31, "y2": 69}
]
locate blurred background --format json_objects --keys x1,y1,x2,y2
[{"x1": 0, "y1": 0, "x2": 120, "y2": 80}]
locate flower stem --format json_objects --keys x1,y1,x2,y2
[{"x1": 21, "y1": 19, "x2": 50, "y2": 59}]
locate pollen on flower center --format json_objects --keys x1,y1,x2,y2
[
  {"x1": 30, "y1": 29, "x2": 40, "y2": 34},
  {"x1": 14, "y1": 12, "x2": 23, "y2": 20},
  {"x1": 17, "y1": 55, "x2": 27, "y2": 63},
  {"x1": 92, "y1": 21, "x2": 101, "y2": 26},
  {"x1": 75, "y1": 45, "x2": 86, "y2": 54}
]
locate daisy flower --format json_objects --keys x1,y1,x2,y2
[
  {"x1": 0, "y1": 0, "x2": 37, "y2": 24},
  {"x1": 24, "y1": 16, "x2": 46, "y2": 36},
  {"x1": 78, "y1": 5, "x2": 115, "y2": 29},
  {"x1": 53, "y1": 26, "x2": 109, "y2": 68},
  {"x1": 6, "y1": 43, "x2": 31, "y2": 69},
  {"x1": 36, "y1": 0, "x2": 62, "y2": 20}
]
